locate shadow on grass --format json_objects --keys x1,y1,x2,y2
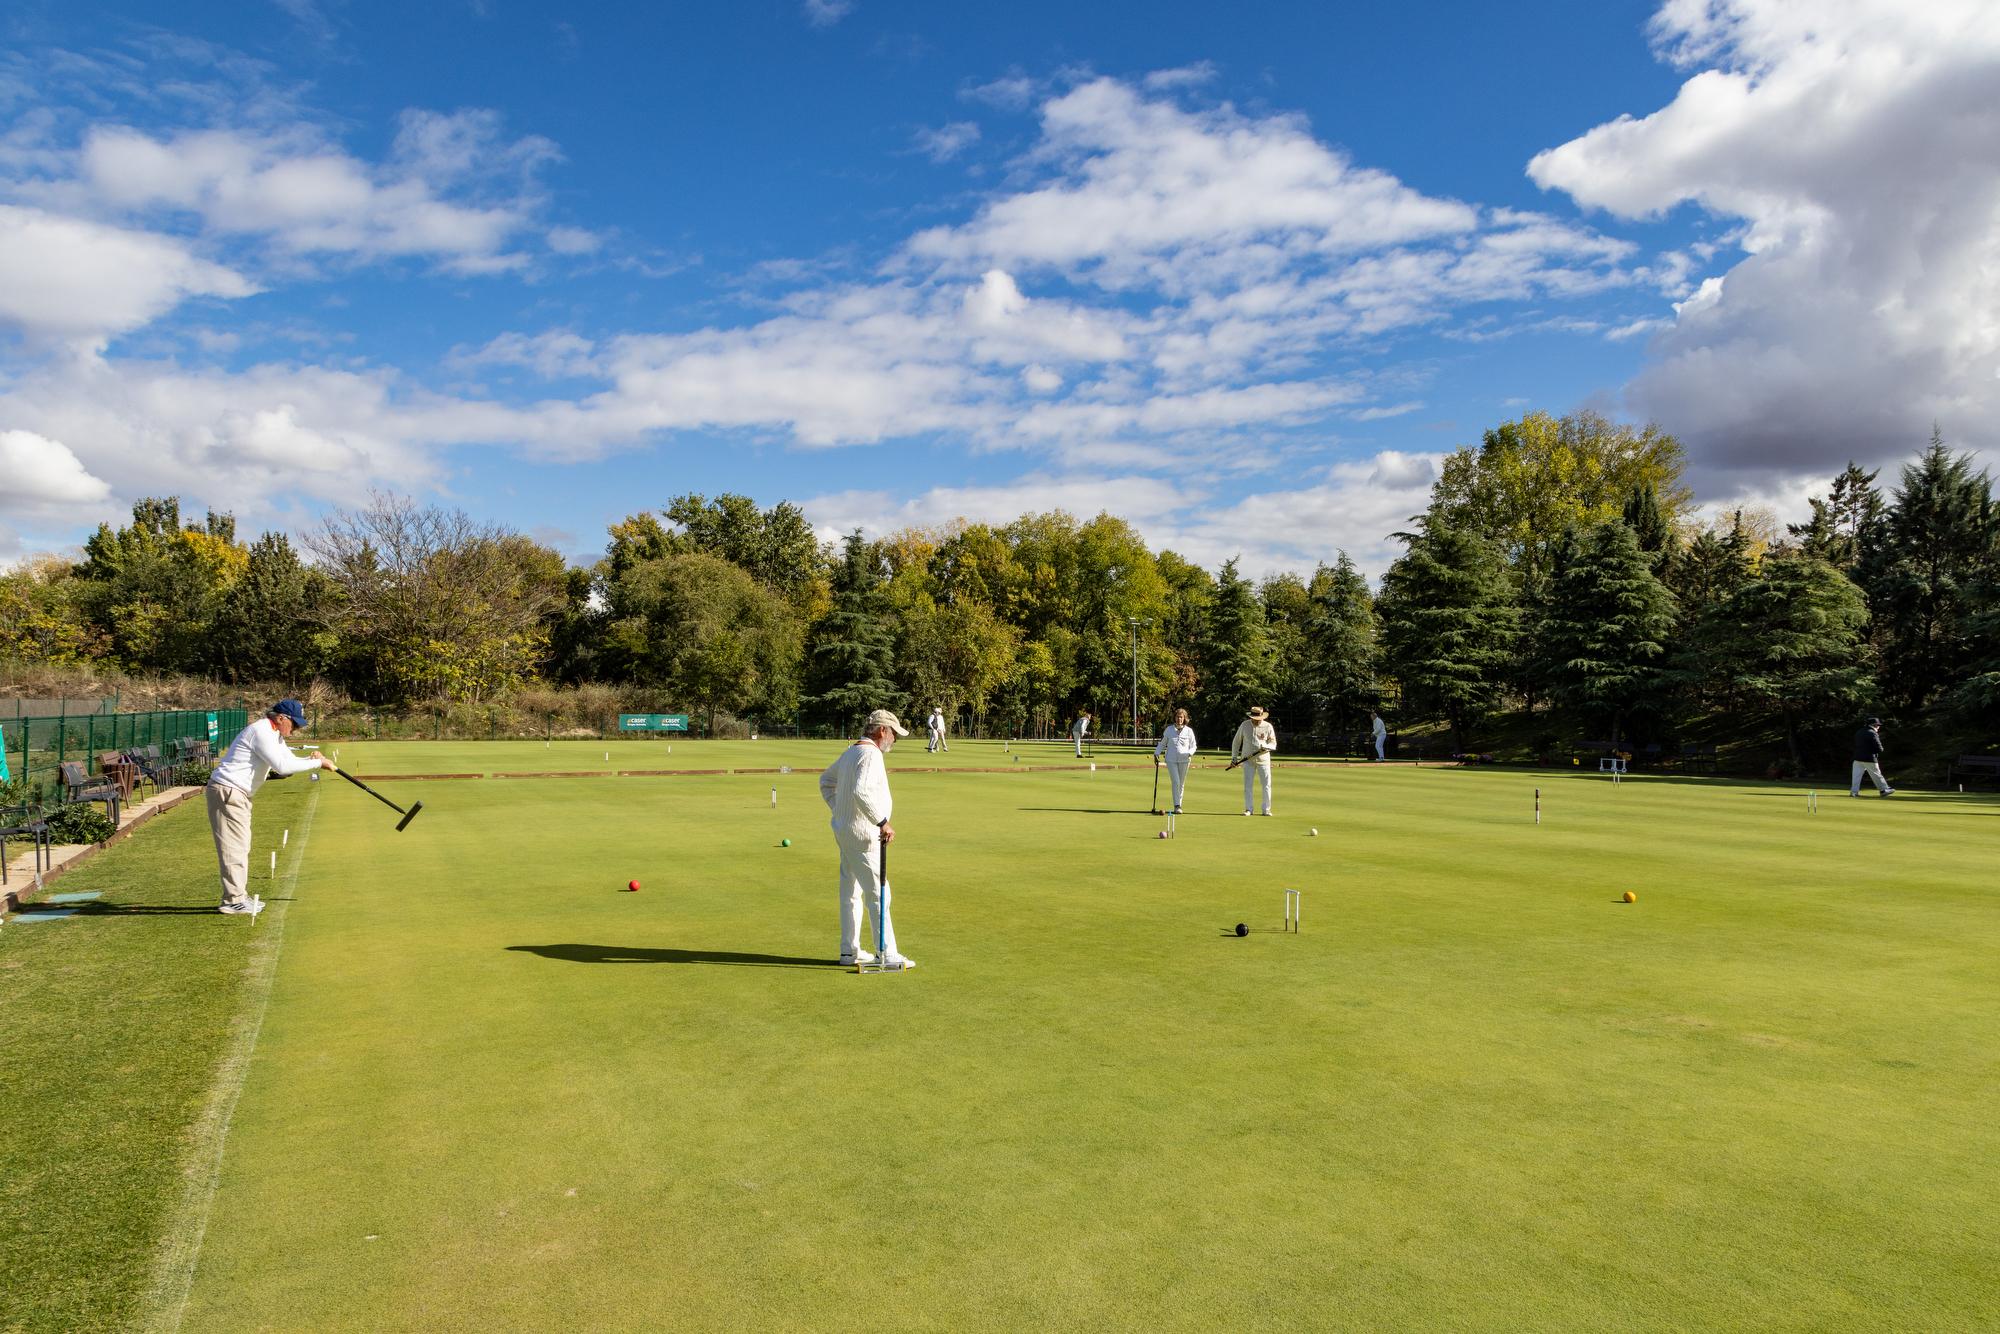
[
  {"x1": 506, "y1": 943, "x2": 836, "y2": 968},
  {"x1": 12, "y1": 901, "x2": 227, "y2": 916},
  {"x1": 1017, "y1": 806, "x2": 1228, "y2": 816}
]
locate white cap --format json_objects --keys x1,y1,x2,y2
[{"x1": 865, "y1": 709, "x2": 910, "y2": 736}]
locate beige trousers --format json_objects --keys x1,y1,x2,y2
[{"x1": 206, "y1": 784, "x2": 255, "y2": 907}]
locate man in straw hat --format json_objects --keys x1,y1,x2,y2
[
  {"x1": 818, "y1": 708, "x2": 917, "y2": 970},
  {"x1": 1231, "y1": 706, "x2": 1278, "y2": 816}
]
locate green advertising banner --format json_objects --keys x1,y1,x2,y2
[
  {"x1": 618, "y1": 713, "x2": 690, "y2": 733},
  {"x1": 207, "y1": 712, "x2": 220, "y2": 744}
]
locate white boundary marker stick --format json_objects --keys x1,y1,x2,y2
[
  {"x1": 770, "y1": 786, "x2": 777, "y2": 808},
  {"x1": 269, "y1": 850, "x2": 277, "y2": 879},
  {"x1": 1535, "y1": 788, "x2": 1541, "y2": 824},
  {"x1": 282, "y1": 829, "x2": 289, "y2": 847},
  {"x1": 1285, "y1": 888, "x2": 1301, "y2": 933}
]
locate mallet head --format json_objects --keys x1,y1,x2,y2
[{"x1": 395, "y1": 801, "x2": 425, "y2": 832}]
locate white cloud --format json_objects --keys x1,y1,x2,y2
[
  {"x1": 1352, "y1": 401, "x2": 1423, "y2": 421},
  {"x1": 913, "y1": 121, "x2": 980, "y2": 163},
  {"x1": 0, "y1": 204, "x2": 256, "y2": 341},
  {"x1": 803, "y1": 0, "x2": 854, "y2": 29},
  {"x1": 1142, "y1": 63, "x2": 1218, "y2": 92},
  {"x1": 1152, "y1": 450, "x2": 1445, "y2": 580},
  {"x1": 1530, "y1": 0, "x2": 2000, "y2": 490},
  {"x1": 62, "y1": 118, "x2": 550, "y2": 267},
  {"x1": 545, "y1": 224, "x2": 603, "y2": 255},
  {"x1": 909, "y1": 79, "x2": 1480, "y2": 286},
  {"x1": 0, "y1": 429, "x2": 113, "y2": 507}
]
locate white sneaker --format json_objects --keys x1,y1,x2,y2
[
  {"x1": 219, "y1": 897, "x2": 264, "y2": 916},
  {"x1": 1263, "y1": 810, "x2": 1274, "y2": 817},
  {"x1": 883, "y1": 955, "x2": 917, "y2": 971},
  {"x1": 839, "y1": 950, "x2": 878, "y2": 966},
  {"x1": 1242, "y1": 810, "x2": 1252, "y2": 816}
]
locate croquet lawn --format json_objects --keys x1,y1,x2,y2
[{"x1": 6, "y1": 742, "x2": 1996, "y2": 1330}]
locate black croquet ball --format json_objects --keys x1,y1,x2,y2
[{"x1": 1235, "y1": 923, "x2": 1249, "y2": 937}]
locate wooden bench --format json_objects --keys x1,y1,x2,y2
[{"x1": 1947, "y1": 754, "x2": 2000, "y2": 787}]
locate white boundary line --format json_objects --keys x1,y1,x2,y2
[{"x1": 138, "y1": 783, "x2": 319, "y2": 1334}]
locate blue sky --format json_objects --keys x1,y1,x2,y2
[{"x1": 3, "y1": 0, "x2": 1995, "y2": 577}]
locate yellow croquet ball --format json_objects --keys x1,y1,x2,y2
[{"x1": 1623, "y1": 890, "x2": 1637, "y2": 903}]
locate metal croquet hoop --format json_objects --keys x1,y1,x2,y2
[{"x1": 1284, "y1": 888, "x2": 1301, "y2": 933}]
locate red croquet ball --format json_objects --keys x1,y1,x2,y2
[{"x1": 627, "y1": 880, "x2": 641, "y2": 892}]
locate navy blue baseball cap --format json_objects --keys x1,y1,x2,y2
[{"x1": 272, "y1": 699, "x2": 309, "y2": 727}]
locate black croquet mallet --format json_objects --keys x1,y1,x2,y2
[
  {"x1": 332, "y1": 767, "x2": 425, "y2": 831},
  {"x1": 1151, "y1": 757, "x2": 1163, "y2": 815}
]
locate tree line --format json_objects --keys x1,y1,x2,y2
[{"x1": 3, "y1": 412, "x2": 1995, "y2": 766}]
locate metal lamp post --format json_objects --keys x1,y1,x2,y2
[{"x1": 1126, "y1": 616, "x2": 1151, "y2": 743}]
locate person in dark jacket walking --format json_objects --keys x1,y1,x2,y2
[{"x1": 1850, "y1": 717, "x2": 1896, "y2": 797}]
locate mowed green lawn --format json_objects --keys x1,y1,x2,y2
[{"x1": 17, "y1": 747, "x2": 1996, "y2": 1330}]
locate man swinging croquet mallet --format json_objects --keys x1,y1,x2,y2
[{"x1": 205, "y1": 699, "x2": 335, "y2": 915}]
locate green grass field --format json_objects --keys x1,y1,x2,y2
[{"x1": 4, "y1": 741, "x2": 1995, "y2": 1331}]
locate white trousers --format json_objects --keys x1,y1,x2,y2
[
  {"x1": 835, "y1": 831, "x2": 899, "y2": 959},
  {"x1": 1242, "y1": 756, "x2": 1272, "y2": 812},
  {"x1": 1074, "y1": 734, "x2": 1086, "y2": 756},
  {"x1": 1851, "y1": 760, "x2": 1890, "y2": 795},
  {"x1": 1374, "y1": 734, "x2": 1385, "y2": 761},
  {"x1": 1164, "y1": 758, "x2": 1189, "y2": 809},
  {"x1": 205, "y1": 784, "x2": 255, "y2": 907}
]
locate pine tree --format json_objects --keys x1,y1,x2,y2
[
  {"x1": 1622, "y1": 479, "x2": 1680, "y2": 581},
  {"x1": 1304, "y1": 553, "x2": 1378, "y2": 733},
  {"x1": 801, "y1": 532, "x2": 905, "y2": 730},
  {"x1": 1377, "y1": 525, "x2": 1519, "y2": 751},
  {"x1": 1197, "y1": 559, "x2": 1273, "y2": 737},
  {"x1": 1860, "y1": 431, "x2": 1994, "y2": 713},
  {"x1": 1708, "y1": 555, "x2": 1873, "y2": 768},
  {"x1": 1789, "y1": 463, "x2": 1884, "y2": 572},
  {"x1": 1536, "y1": 519, "x2": 1678, "y2": 741}
]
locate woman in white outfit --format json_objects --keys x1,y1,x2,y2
[
  {"x1": 1154, "y1": 707, "x2": 1196, "y2": 813},
  {"x1": 1231, "y1": 706, "x2": 1277, "y2": 815},
  {"x1": 1071, "y1": 709, "x2": 1091, "y2": 757}
]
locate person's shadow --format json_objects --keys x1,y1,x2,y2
[{"x1": 506, "y1": 943, "x2": 836, "y2": 968}]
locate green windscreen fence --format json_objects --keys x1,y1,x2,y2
[{"x1": 0, "y1": 708, "x2": 249, "y2": 794}]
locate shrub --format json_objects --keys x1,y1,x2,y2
[{"x1": 43, "y1": 802, "x2": 116, "y2": 844}]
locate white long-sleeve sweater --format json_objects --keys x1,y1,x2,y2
[
  {"x1": 820, "y1": 741, "x2": 893, "y2": 842},
  {"x1": 1230, "y1": 719, "x2": 1277, "y2": 763},
  {"x1": 1155, "y1": 724, "x2": 1197, "y2": 760},
  {"x1": 209, "y1": 718, "x2": 322, "y2": 796}
]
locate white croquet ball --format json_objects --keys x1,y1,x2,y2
[{"x1": 1310, "y1": 827, "x2": 1319, "y2": 836}]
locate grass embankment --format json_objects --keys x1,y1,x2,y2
[{"x1": 0, "y1": 780, "x2": 314, "y2": 1333}]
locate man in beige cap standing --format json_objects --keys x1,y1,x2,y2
[
  {"x1": 818, "y1": 708, "x2": 916, "y2": 969},
  {"x1": 1231, "y1": 706, "x2": 1278, "y2": 816}
]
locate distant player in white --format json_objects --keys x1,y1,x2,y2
[
  {"x1": 1371, "y1": 710, "x2": 1387, "y2": 762},
  {"x1": 818, "y1": 709, "x2": 915, "y2": 970},
  {"x1": 1154, "y1": 707, "x2": 1196, "y2": 813},
  {"x1": 1231, "y1": 706, "x2": 1277, "y2": 816},
  {"x1": 926, "y1": 706, "x2": 948, "y2": 753},
  {"x1": 1071, "y1": 709, "x2": 1092, "y2": 757}
]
